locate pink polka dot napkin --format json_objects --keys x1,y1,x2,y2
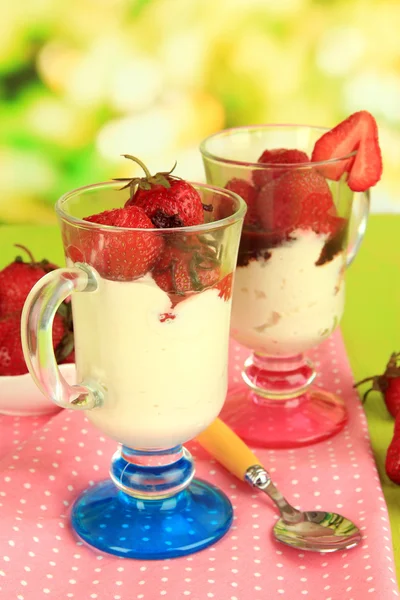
[{"x1": 0, "y1": 331, "x2": 398, "y2": 600}]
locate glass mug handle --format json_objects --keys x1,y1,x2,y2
[
  {"x1": 346, "y1": 189, "x2": 370, "y2": 268},
  {"x1": 21, "y1": 264, "x2": 104, "y2": 411}
]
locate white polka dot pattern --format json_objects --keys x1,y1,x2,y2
[{"x1": 0, "y1": 331, "x2": 398, "y2": 599}]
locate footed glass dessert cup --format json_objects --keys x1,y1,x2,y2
[
  {"x1": 200, "y1": 125, "x2": 370, "y2": 448},
  {"x1": 21, "y1": 181, "x2": 245, "y2": 559}
]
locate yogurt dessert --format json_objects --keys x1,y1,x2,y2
[
  {"x1": 72, "y1": 273, "x2": 232, "y2": 449},
  {"x1": 231, "y1": 229, "x2": 345, "y2": 356},
  {"x1": 226, "y1": 151, "x2": 348, "y2": 358},
  {"x1": 64, "y1": 156, "x2": 236, "y2": 449}
]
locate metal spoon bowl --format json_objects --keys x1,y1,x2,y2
[
  {"x1": 197, "y1": 420, "x2": 362, "y2": 553},
  {"x1": 274, "y1": 511, "x2": 361, "y2": 552}
]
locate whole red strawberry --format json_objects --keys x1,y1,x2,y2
[
  {"x1": 0, "y1": 312, "x2": 66, "y2": 376},
  {"x1": 61, "y1": 349, "x2": 75, "y2": 364},
  {"x1": 67, "y1": 205, "x2": 164, "y2": 281},
  {"x1": 120, "y1": 155, "x2": 206, "y2": 227},
  {"x1": 256, "y1": 169, "x2": 335, "y2": 234},
  {"x1": 153, "y1": 243, "x2": 220, "y2": 297},
  {"x1": 355, "y1": 353, "x2": 400, "y2": 418},
  {"x1": 252, "y1": 148, "x2": 310, "y2": 189},
  {"x1": 385, "y1": 410, "x2": 400, "y2": 484},
  {"x1": 225, "y1": 179, "x2": 258, "y2": 226},
  {"x1": 0, "y1": 246, "x2": 57, "y2": 317},
  {"x1": 311, "y1": 110, "x2": 382, "y2": 191}
]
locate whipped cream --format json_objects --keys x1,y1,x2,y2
[
  {"x1": 71, "y1": 274, "x2": 231, "y2": 449},
  {"x1": 231, "y1": 230, "x2": 345, "y2": 356}
]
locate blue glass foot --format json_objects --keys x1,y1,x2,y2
[{"x1": 71, "y1": 478, "x2": 233, "y2": 559}]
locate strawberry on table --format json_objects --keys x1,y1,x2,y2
[
  {"x1": 311, "y1": 110, "x2": 382, "y2": 191},
  {"x1": 385, "y1": 411, "x2": 400, "y2": 484},
  {"x1": 355, "y1": 352, "x2": 400, "y2": 418},
  {"x1": 0, "y1": 312, "x2": 66, "y2": 376},
  {"x1": 0, "y1": 245, "x2": 57, "y2": 317},
  {"x1": 0, "y1": 245, "x2": 76, "y2": 374},
  {"x1": 253, "y1": 148, "x2": 310, "y2": 189},
  {"x1": 225, "y1": 178, "x2": 258, "y2": 226},
  {"x1": 68, "y1": 205, "x2": 164, "y2": 281},
  {"x1": 120, "y1": 155, "x2": 206, "y2": 227}
]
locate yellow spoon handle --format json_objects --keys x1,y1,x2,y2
[{"x1": 196, "y1": 417, "x2": 262, "y2": 481}]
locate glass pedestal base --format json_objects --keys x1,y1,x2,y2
[
  {"x1": 71, "y1": 478, "x2": 233, "y2": 559},
  {"x1": 220, "y1": 383, "x2": 347, "y2": 448}
]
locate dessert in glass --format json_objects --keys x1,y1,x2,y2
[
  {"x1": 200, "y1": 120, "x2": 379, "y2": 448},
  {"x1": 21, "y1": 168, "x2": 245, "y2": 559}
]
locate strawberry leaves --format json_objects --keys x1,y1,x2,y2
[{"x1": 114, "y1": 155, "x2": 178, "y2": 197}]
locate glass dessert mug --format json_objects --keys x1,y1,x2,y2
[
  {"x1": 200, "y1": 125, "x2": 369, "y2": 448},
  {"x1": 21, "y1": 180, "x2": 245, "y2": 559}
]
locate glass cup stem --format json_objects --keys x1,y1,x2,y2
[
  {"x1": 242, "y1": 352, "x2": 316, "y2": 404},
  {"x1": 110, "y1": 445, "x2": 195, "y2": 500}
]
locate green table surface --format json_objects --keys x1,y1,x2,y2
[{"x1": 1, "y1": 217, "x2": 399, "y2": 582}]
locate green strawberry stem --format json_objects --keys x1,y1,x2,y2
[
  {"x1": 122, "y1": 154, "x2": 153, "y2": 179},
  {"x1": 14, "y1": 244, "x2": 35, "y2": 264},
  {"x1": 188, "y1": 255, "x2": 205, "y2": 291},
  {"x1": 354, "y1": 352, "x2": 400, "y2": 402},
  {"x1": 169, "y1": 260, "x2": 185, "y2": 296},
  {"x1": 114, "y1": 155, "x2": 180, "y2": 197}
]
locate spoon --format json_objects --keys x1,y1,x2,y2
[{"x1": 197, "y1": 418, "x2": 362, "y2": 552}]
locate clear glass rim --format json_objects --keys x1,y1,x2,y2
[
  {"x1": 56, "y1": 180, "x2": 247, "y2": 233},
  {"x1": 199, "y1": 123, "x2": 357, "y2": 169}
]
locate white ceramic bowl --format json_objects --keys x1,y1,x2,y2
[{"x1": 0, "y1": 364, "x2": 76, "y2": 416}]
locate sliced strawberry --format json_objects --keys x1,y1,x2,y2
[
  {"x1": 66, "y1": 205, "x2": 163, "y2": 281},
  {"x1": 214, "y1": 273, "x2": 233, "y2": 301},
  {"x1": 225, "y1": 178, "x2": 258, "y2": 226},
  {"x1": 311, "y1": 110, "x2": 382, "y2": 191},
  {"x1": 253, "y1": 148, "x2": 310, "y2": 189},
  {"x1": 256, "y1": 169, "x2": 334, "y2": 234},
  {"x1": 153, "y1": 244, "x2": 220, "y2": 297}
]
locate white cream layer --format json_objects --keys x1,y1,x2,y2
[
  {"x1": 231, "y1": 230, "x2": 345, "y2": 356},
  {"x1": 71, "y1": 274, "x2": 231, "y2": 449}
]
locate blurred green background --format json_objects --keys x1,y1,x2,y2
[{"x1": 1, "y1": 0, "x2": 397, "y2": 224}]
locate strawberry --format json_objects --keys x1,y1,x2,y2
[
  {"x1": 295, "y1": 191, "x2": 346, "y2": 238},
  {"x1": 0, "y1": 312, "x2": 66, "y2": 376},
  {"x1": 225, "y1": 179, "x2": 258, "y2": 226},
  {"x1": 214, "y1": 273, "x2": 233, "y2": 301},
  {"x1": 85, "y1": 208, "x2": 121, "y2": 226},
  {"x1": 67, "y1": 205, "x2": 164, "y2": 281},
  {"x1": 385, "y1": 428, "x2": 400, "y2": 485},
  {"x1": 256, "y1": 169, "x2": 334, "y2": 234},
  {"x1": 385, "y1": 409, "x2": 400, "y2": 484},
  {"x1": 311, "y1": 110, "x2": 382, "y2": 191},
  {"x1": 62, "y1": 349, "x2": 75, "y2": 364},
  {"x1": 153, "y1": 243, "x2": 220, "y2": 297},
  {"x1": 355, "y1": 353, "x2": 400, "y2": 418},
  {"x1": 118, "y1": 155, "x2": 205, "y2": 227},
  {"x1": 0, "y1": 245, "x2": 57, "y2": 317},
  {"x1": 253, "y1": 148, "x2": 310, "y2": 189}
]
